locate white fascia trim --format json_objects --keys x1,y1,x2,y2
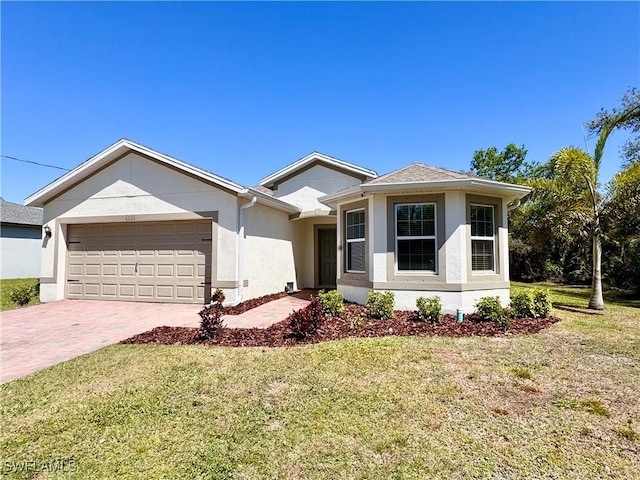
[
  {"x1": 25, "y1": 139, "x2": 245, "y2": 206},
  {"x1": 361, "y1": 179, "x2": 531, "y2": 197},
  {"x1": 318, "y1": 185, "x2": 363, "y2": 205},
  {"x1": 259, "y1": 152, "x2": 377, "y2": 187},
  {"x1": 241, "y1": 188, "x2": 301, "y2": 214}
]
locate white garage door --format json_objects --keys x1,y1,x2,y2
[{"x1": 66, "y1": 220, "x2": 212, "y2": 303}]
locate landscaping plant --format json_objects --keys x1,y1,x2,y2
[
  {"x1": 475, "y1": 296, "x2": 511, "y2": 329},
  {"x1": 9, "y1": 282, "x2": 37, "y2": 307},
  {"x1": 416, "y1": 296, "x2": 442, "y2": 323},
  {"x1": 289, "y1": 296, "x2": 324, "y2": 340},
  {"x1": 317, "y1": 289, "x2": 345, "y2": 317},
  {"x1": 366, "y1": 290, "x2": 395, "y2": 320},
  {"x1": 532, "y1": 288, "x2": 553, "y2": 318},
  {"x1": 198, "y1": 292, "x2": 226, "y2": 339}
]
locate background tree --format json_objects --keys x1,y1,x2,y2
[
  {"x1": 601, "y1": 162, "x2": 640, "y2": 294},
  {"x1": 587, "y1": 87, "x2": 640, "y2": 168},
  {"x1": 471, "y1": 144, "x2": 540, "y2": 183}
]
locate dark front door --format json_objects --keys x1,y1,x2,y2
[{"x1": 318, "y1": 227, "x2": 337, "y2": 287}]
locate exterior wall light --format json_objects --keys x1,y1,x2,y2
[{"x1": 44, "y1": 225, "x2": 52, "y2": 237}]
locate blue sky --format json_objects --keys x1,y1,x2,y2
[{"x1": 1, "y1": 1, "x2": 638, "y2": 204}]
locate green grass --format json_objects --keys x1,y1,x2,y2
[
  {"x1": 0, "y1": 278, "x2": 39, "y2": 311},
  {"x1": 1, "y1": 283, "x2": 639, "y2": 479}
]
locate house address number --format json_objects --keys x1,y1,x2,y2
[{"x1": 124, "y1": 216, "x2": 136, "y2": 221}]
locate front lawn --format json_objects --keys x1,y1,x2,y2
[
  {"x1": 1, "y1": 284, "x2": 639, "y2": 479},
  {"x1": 0, "y1": 278, "x2": 39, "y2": 311}
]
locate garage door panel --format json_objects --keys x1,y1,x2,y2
[
  {"x1": 176, "y1": 285, "x2": 196, "y2": 299},
  {"x1": 67, "y1": 220, "x2": 211, "y2": 303},
  {"x1": 103, "y1": 264, "x2": 118, "y2": 276},
  {"x1": 69, "y1": 264, "x2": 83, "y2": 276},
  {"x1": 138, "y1": 265, "x2": 154, "y2": 276},
  {"x1": 85, "y1": 264, "x2": 101, "y2": 276},
  {"x1": 177, "y1": 265, "x2": 195, "y2": 277},
  {"x1": 119, "y1": 284, "x2": 136, "y2": 297},
  {"x1": 102, "y1": 284, "x2": 117, "y2": 296},
  {"x1": 120, "y1": 264, "x2": 136, "y2": 276},
  {"x1": 157, "y1": 285, "x2": 174, "y2": 298},
  {"x1": 137, "y1": 285, "x2": 154, "y2": 298}
]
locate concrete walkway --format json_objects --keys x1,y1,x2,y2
[{"x1": 0, "y1": 295, "x2": 309, "y2": 384}]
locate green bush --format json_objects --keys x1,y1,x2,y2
[
  {"x1": 416, "y1": 296, "x2": 441, "y2": 323},
  {"x1": 510, "y1": 288, "x2": 552, "y2": 318},
  {"x1": 475, "y1": 296, "x2": 510, "y2": 329},
  {"x1": 9, "y1": 283, "x2": 37, "y2": 306},
  {"x1": 366, "y1": 290, "x2": 395, "y2": 320},
  {"x1": 510, "y1": 289, "x2": 534, "y2": 318},
  {"x1": 317, "y1": 289, "x2": 345, "y2": 317},
  {"x1": 532, "y1": 288, "x2": 553, "y2": 318}
]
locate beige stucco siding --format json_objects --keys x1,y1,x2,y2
[
  {"x1": 274, "y1": 164, "x2": 364, "y2": 212},
  {"x1": 243, "y1": 203, "x2": 301, "y2": 298},
  {"x1": 40, "y1": 152, "x2": 239, "y2": 302}
]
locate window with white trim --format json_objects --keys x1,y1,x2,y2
[
  {"x1": 345, "y1": 209, "x2": 365, "y2": 273},
  {"x1": 470, "y1": 204, "x2": 495, "y2": 272},
  {"x1": 395, "y1": 203, "x2": 436, "y2": 272}
]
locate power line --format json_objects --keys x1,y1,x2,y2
[{"x1": 1, "y1": 154, "x2": 71, "y2": 171}]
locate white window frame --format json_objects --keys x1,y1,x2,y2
[
  {"x1": 470, "y1": 203, "x2": 496, "y2": 273},
  {"x1": 395, "y1": 202, "x2": 437, "y2": 274},
  {"x1": 345, "y1": 208, "x2": 365, "y2": 274}
]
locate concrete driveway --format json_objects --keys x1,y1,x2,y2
[{"x1": 0, "y1": 300, "x2": 201, "y2": 384}]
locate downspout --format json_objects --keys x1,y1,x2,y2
[
  {"x1": 225, "y1": 195, "x2": 257, "y2": 307},
  {"x1": 507, "y1": 198, "x2": 521, "y2": 211}
]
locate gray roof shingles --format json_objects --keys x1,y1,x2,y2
[
  {"x1": 0, "y1": 199, "x2": 43, "y2": 226},
  {"x1": 364, "y1": 163, "x2": 476, "y2": 185}
]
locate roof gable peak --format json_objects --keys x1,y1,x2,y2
[{"x1": 260, "y1": 151, "x2": 377, "y2": 187}]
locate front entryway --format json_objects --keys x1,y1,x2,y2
[{"x1": 317, "y1": 227, "x2": 337, "y2": 287}]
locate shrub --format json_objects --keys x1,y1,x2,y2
[
  {"x1": 510, "y1": 289, "x2": 534, "y2": 318},
  {"x1": 532, "y1": 288, "x2": 553, "y2": 318},
  {"x1": 9, "y1": 283, "x2": 36, "y2": 306},
  {"x1": 510, "y1": 288, "x2": 552, "y2": 319},
  {"x1": 289, "y1": 297, "x2": 324, "y2": 340},
  {"x1": 211, "y1": 288, "x2": 226, "y2": 304},
  {"x1": 475, "y1": 296, "x2": 510, "y2": 329},
  {"x1": 198, "y1": 304, "x2": 225, "y2": 339},
  {"x1": 416, "y1": 296, "x2": 441, "y2": 323},
  {"x1": 366, "y1": 290, "x2": 395, "y2": 320},
  {"x1": 317, "y1": 289, "x2": 345, "y2": 317}
]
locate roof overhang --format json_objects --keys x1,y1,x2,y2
[
  {"x1": 241, "y1": 188, "x2": 301, "y2": 214},
  {"x1": 25, "y1": 139, "x2": 246, "y2": 207},
  {"x1": 260, "y1": 152, "x2": 377, "y2": 187},
  {"x1": 320, "y1": 179, "x2": 531, "y2": 207}
]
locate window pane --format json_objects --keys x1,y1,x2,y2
[
  {"x1": 348, "y1": 241, "x2": 365, "y2": 271},
  {"x1": 346, "y1": 210, "x2": 365, "y2": 240},
  {"x1": 472, "y1": 239, "x2": 494, "y2": 271},
  {"x1": 397, "y1": 239, "x2": 435, "y2": 271},
  {"x1": 471, "y1": 205, "x2": 494, "y2": 237},
  {"x1": 396, "y1": 204, "x2": 435, "y2": 237}
]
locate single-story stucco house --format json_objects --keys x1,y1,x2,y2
[
  {"x1": 1, "y1": 198, "x2": 43, "y2": 279},
  {"x1": 25, "y1": 139, "x2": 530, "y2": 313}
]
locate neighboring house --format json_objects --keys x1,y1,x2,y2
[
  {"x1": 1, "y1": 198, "x2": 43, "y2": 279},
  {"x1": 25, "y1": 139, "x2": 530, "y2": 312}
]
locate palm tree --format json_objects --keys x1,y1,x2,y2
[{"x1": 542, "y1": 104, "x2": 640, "y2": 310}]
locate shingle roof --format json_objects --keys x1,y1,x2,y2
[
  {"x1": 0, "y1": 198, "x2": 43, "y2": 226},
  {"x1": 250, "y1": 185, "x2": 274, "y2": 196},
  {"x1": 364, "y1": 163, "x2": 475, "y2": 185}
]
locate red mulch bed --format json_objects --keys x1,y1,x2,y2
[
  {"x1": 121, "y1": 303, "x2": 560, "y2": 348},
  {"x1": 220, "y1": 292, "x2": 288, "y2": 315}
]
